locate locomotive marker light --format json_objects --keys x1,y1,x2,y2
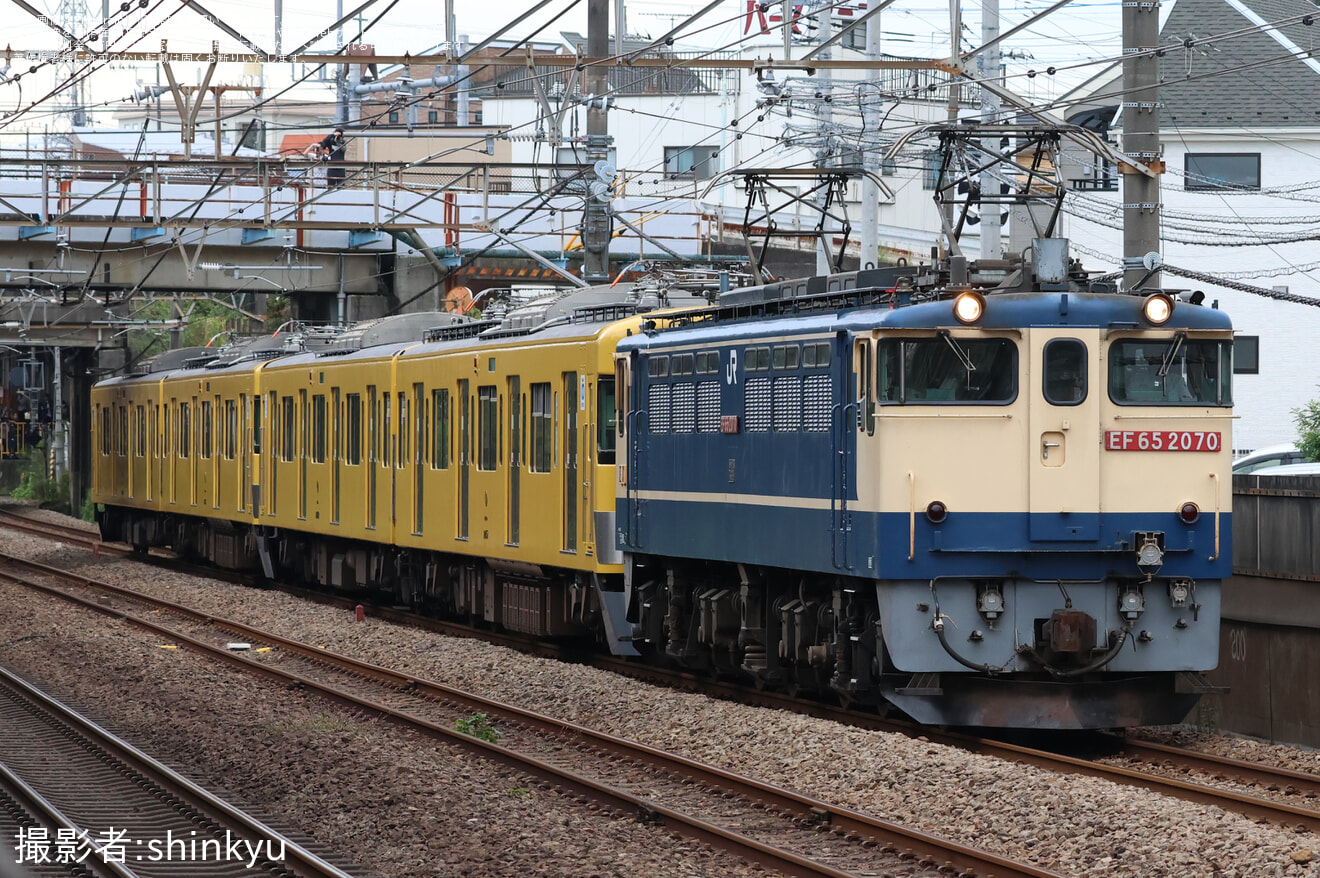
[
  {"x1": 1142, "y1": 292, "x2": 1174, "y2": 325},
  {"x1": 1119, "y1": 586, "x2": 1146, "y2": 622},
  {"x1": 1178, "y1": 502, "x2": 1200, "y2": 524},
  {"x1": 952, "y1": 290, "x2": 985, "y2": 324},
  {"x1": 925, "y1": 500, "x2": 948, "y2": 523},
  {"x1": 1168, "y1": 579, "x2": 1192, "y2": 608}
]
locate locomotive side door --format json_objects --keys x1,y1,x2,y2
[{"x1": 1027, "y1": 330, "x2": 1101, "y2": 540}]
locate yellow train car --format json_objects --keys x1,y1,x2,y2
[{"x1": 93, "y1": 289, "x2": 707, "y2": 650}]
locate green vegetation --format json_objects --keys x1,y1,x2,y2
[
  {"x1": 79, "y1": 496, "x2": 96, "y2": 523},
  {"x1": 508, "y1": 787, "x2": 530, "y2": 799},
  {"x1": 455, "y1": 713, "x2": 501, "y2": 744},
  {"x1": 127, "y1": 297, "x2": 276, "y2": 369},
  {"x1": 1295, "y1": 393, "x2": 1320, "y2": 462},
  {"x1": 6, "y1": 452, "x2": 70, "y2": 513}
]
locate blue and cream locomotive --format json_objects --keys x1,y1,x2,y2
[{"x1": 614, "y1": 245, "x2": 1234, "y2": 728}]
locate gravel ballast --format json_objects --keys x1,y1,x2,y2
[{"x1": 2, "y1": 510, "x2": 1318, "y2": 877}]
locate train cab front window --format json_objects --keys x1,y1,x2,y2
[
  {"x1": 1043, "y1": 339, "x2": 1087, "y2": 406},
  {"x1": 877, "y1": 337, "x2": 1018, "y2": 404},
  {"x1": 1108, "y1": 338, "x2": 1232, "y2": 406}
]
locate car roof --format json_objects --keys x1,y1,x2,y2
[
  {"x1": 1232, "y1": 443, "x2": 1300, "y2": 468},
  {"x1": 1250, "y1": 462, "x2": 1320, "y2": 476}
]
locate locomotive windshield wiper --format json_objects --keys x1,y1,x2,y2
[
  {"x1": 937, "y1": 328, "x2": 976, "y2": 374},
  {"x1": 1156, "y1": 331, "x2": 1186, "y2": 378}
]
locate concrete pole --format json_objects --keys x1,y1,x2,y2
[
  {"x1": 581, "y1": 0, "x2": 613, "y2": 283},
  {"x1": 859, "y1": 9, "x2": 882, "y2": 270},
  {"x1": 816, "y1": 8, "x2": 834, "y2": 276},
  {"x1": 978, "y1": 0, "x2": 1002, "y2": 259},
  {"x1": 1121, "y1": 0, "x2": 1161, "y2": 291},
  {"x1": 275, "y1": 0, "x2": 283, "y2": 56},
  {"x1": 942, "y1": 0, "x2": 962, "y2": 257}
]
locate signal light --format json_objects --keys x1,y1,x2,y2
[
  {"x1": 952, "y1": 291, "x2": 985, "y2": 325},
  {"x1": 1179, "y1": 502, "x2": 1200, "y2": 524},
  {"x1": 925, "y1": 500, "x2": 948, "y2": 524}
]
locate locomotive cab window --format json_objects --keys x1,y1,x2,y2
[
  {"x1": 1108, "y1": 338, "x2": 1232, "y2": 406},
  {"x1": 877, "y1": 337, "x2": 1018, "y2": 404},
  {"x1": 1043, "y1": 339, "x2": 1087, "y2": 406}
]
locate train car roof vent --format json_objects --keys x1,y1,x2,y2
[
  {"x1": 138, "y1": 346, "x2": 212, "y2": 374},
  {"x1": 423, "y1": 319, "x2": 502, "y2": 343},
  {"x1": 572, "y1": 303, "x2": 642, "y2": 324},
  {"x1": 324, "y1": 312, "x2": 458, "y2": 354}
]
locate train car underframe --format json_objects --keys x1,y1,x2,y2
[
  {"x1": 97, "y1": 505, "x2": 615, "y2": 647},
  {"x1": 622, "y1": 553, "x2": 1214, "y2": 728}
]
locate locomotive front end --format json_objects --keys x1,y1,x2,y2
[{"x1": 868, "y1": 290, "x2": 1234, "y2": 728}]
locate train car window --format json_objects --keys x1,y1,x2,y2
[
  {"x1": 313, "y1": 394, "x2": 327, "y2": 463},
  {"x1": 772, "y1": 345, "x2": 800, "y2": 369},
  {"x1": 477, "y1": 385, "x2": 498, "y2": 471},
  {"x1": 597, "y1": 377, "x2": 616, "y2": 463},
  {"x1": 398, "y1": 392, "x2": 409, "y2": 470},
  {"x1": 430, "y1": 389, "x2": 449, "y2": 469},
  {"x1": 225, "y1": 400, "x2": 238, "y2": 459},
  {"x1": 877, "y1": 338, "x2": 1018, "y2": 404},
  {"x1": 345, "y1": 394, "x2": 362, "y2": 465},
  {"x1": 647, "y1": 356, "x2": 669, "y2": 378},
  {"x1": 813, "y1": 343, "x2": 832, "y2": 368},
  {"x1": 672, "y1": 353, "x2": 695, "y2": 376},
  {"x1": 179, "y1": 403, "x2": 191, "y2": 458},
  {"x1": 135, "y1": 406, "x2": 146, "y2": 457},
  {"x1": 201, "y1": 400, "x2": 213, "y2": 459},
  {"x1": 1043, "y1": 339, "x2": 1087, "y2": 406},
  {"x1": 855, "y1": 340, "x2": 875, "y2": 434},
  {"x1": 746, "y1": 347, "x2": 771, "y2": 372},
  {"x1": 530, "y1": 383, "x2": 552, "y2": 472},
  {"x1": 252, "y1": 397, "x2": 261, "y2": 455},
  {"x1": 1108, "y1": 339, "x2": 1232, "y2": 406},
  {"x1": 695, "y1": 351, "x2": 719, "y2": 374},
  {"x1": 280, "y1": 396, "x2": 294, "y2": 461}
]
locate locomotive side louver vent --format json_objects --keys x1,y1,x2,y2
[
  {"x1": 672, "y1": 384, "x2": 696, "y2": 433},
  {"x1": 745, "y1": 377, "x2": 771, "y2": 432},
  {"x1": 804, "y1": 374, "x2": 831, "y2": 432},
  {"x1": 648, "y1": 384, "x2": 671, "y2": 433},
  {"x1": 697, "y1": 383, "x2": 721, "y2": 433},
  {"x1": 773, "y1": 376, "x2": 802, "y2": 432}
]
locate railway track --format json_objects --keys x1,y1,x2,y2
[
  {"x1": 0, "y1": 543, "x2": 1062, "y2": 878},
  {"x1": 0, "y1": 663, "x2": 354, "y2": 878},
  {"x1": 4, "y1": 509, "x2": 1318, "y2": 842}
]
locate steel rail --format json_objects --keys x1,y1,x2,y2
[
  {"x1": 0, "y1": 664, "x2": 355, "y2": 878},
  {"x1": 0, "y1": 547, "x2": 1060, "y2": 878},
  {"x1": 7, "y1": 512, "x2": 1319, "y2": 836}
]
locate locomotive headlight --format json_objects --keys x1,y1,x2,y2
[
  {"x1": 1142, "y1": 292, "x2": 1174, "y2": 325},
  {"x1": 953, "y1": 291, "x2": 985, "y2": 325},
  {"x1": 1119, "y1": 586, "x2": 1146, "y2": 621}
]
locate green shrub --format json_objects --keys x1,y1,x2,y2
[
  {"x1": 1296, "y1": 394, "x2": 1320, "y2": 462},
  {"x1": 6, "y1": 452, "x2": 70, "y2": 513},
  {"x1": 455, "y1": 713, "x2": 500, "y2": 744}
]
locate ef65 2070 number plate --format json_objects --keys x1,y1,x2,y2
[{"x1": 1105, "y1": 430, "x2": 1222, "y2": 452}]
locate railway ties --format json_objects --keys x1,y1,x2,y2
[
  {"x1": 0, "y1": 542, "x2": 1060, "y2": 878},
  {"x1": 0, "y1": 665, "x2": 353, "y2": 878}
]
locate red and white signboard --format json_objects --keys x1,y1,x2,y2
[{"x1": 1105, "y1": 430, "x2": 1222, "y2": 452}]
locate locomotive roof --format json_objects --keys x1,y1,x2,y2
[{"x1": 617, "y1": 290, "x2": 1232, "y2": 352}]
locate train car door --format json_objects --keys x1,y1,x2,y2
[
  {"x1": 507, "y1": 375, "x2": 520, "y2": 545},
  {"x1": 563, "y1": 371, "x2": 578, "y2": 552},
  {"x1": 1027, "y1": 331, "x2": 1101, "y2": 540},
  {"x1": 411, "y1": 384, "x2": 423, "y2": 535},
  {"x1": 458, "y1": 379, "x2": 470, "y2": 540},
  {"x1": 332, "y1": 388, "x2": 342, "y2": 525}
]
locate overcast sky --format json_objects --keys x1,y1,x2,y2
[{"x1": 0, "y1": 0, "x2": 1129, "y2": 135}]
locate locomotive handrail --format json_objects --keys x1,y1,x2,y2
[
  {"x1": 1209, "y1": 471, "x2": 1221, "y2": 562},
  {"x1": 829, "y1": 400, "x2": 856, "y2": 571},
  {"x1": 908, "y1": 472, "x2": 916, "y2": 562}
]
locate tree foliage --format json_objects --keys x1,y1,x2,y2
[{"x1": 1295, "y1": 393, "x2": 1320, "y2": 462}]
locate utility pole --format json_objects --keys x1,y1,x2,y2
[
  {"x1": 816, "y1": 5, "x2": 833, "y2": 276},
  {"x1": 859, "y1": 8, "x2": 882, "y2": 270},
  {"x1": 978, "y1": 0, "x2": 1002, "y2": 259},
  {"x1": 1121, "y1": 0, "x2": 1162, "y2": 290},
  {"x1": 942, "y1": 0, "x2": 962, "y2": 257},
  {"x1": 581, "y1": 0, "x2": 614, "y2": 284}
]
